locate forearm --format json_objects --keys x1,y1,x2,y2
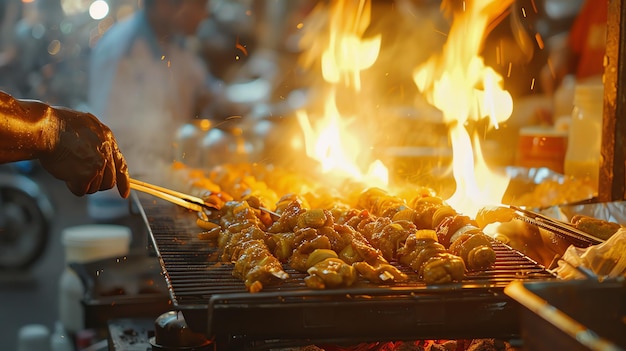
[{"x1": 0, "y1": 91, "x2": 60, "y2": 163}]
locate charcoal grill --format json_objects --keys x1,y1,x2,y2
[{"x1": 136, "y1": 193, "x2": 559, "y2": 350}]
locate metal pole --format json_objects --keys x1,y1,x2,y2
[{"x1": 600, "y1": 0, "x2": 626, "y2": 201}]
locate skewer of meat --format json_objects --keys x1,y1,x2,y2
[
  {"x1": 267, "y1": 197, "x2": 408, "y2": 288},
  {"x1": 338, "y1": 208, "x2": 465, "y2": 284},
  {"x1": 201, "y1": 198, "x2": 290, "y2": 293},
  {"x1": 434, "y1": 213, "x2": 496, "y2": 271},
  {"x1": 356, "y1": 187, "x2": 496, "y2": 272}
]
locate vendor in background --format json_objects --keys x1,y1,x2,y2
[
  {"x1": 86, "y1": 0, "x2": 214, "y2": 221},
  {"x1": 539, "y1": 0, "x2": 607, "y2": 95},
  {"x1": 0, "y1": 90, "x2": 130, "y2": 198}
]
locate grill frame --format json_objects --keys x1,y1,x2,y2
[{"x1": 136, "y1": 193, "x2": 558, "y2": 349}]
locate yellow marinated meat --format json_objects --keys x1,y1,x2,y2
[
  {"x1": 305, "y1": 258, "x2": 357, "y2": 289},
  {"x1": 232, "y1": 238, "x2": 289, "y2": 293},
  {"x1": 397, "y1": 236, "x2": 465, "y2": 284},
  {"x1": 186, "y1": 164, "x2": 502, "y2": 290}
]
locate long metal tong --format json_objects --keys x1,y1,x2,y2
[
  {"x1": 129, "y1": 178, "x2": 281, "y2": 220},
  {"x1": 129, "y1": 178, "x2": 214, "y2": 213},
  {"x1": 510, "y1": 205, "x2": 605, "y2": 246}
]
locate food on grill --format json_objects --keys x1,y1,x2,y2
[
  {"x1": 475, "y1": 205, "x2": 516, "y2": 229},
  {"x1": 185, "y1": 165, "x2": 519, "y2": 289},
  {"x1": 267, "y1": 198, "x2": 408, "y2": 286},
  {"x1": 397, "y1": 231, "x2": 466, "y2": 283},
  {"x1": 199, "y1": 191, "x2": 411, "y2": 291},
  {"x1": 571, "y1": 214, "x2": 622, "y2": 240},
  {"x1": 225, "y1": 227, "x2": 289, "y2": 293},
  {"x1": 435, "y1": 214, "x2": 496, "y2": 271},
  {"x1": 209, "y1": 199, "x2": 289, "y2": 292},
  {"x1": 336, "y1": 208, "x2": 464, "y2": 284},
  {"x1": 355, "y1": 187, "x2": 496, "y2": 272},
  {"x1": 305, "y1": 257, "x2": 357, "y2": 289}
]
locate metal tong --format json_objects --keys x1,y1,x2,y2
[
  {"x1": 129, "y1": 178, "x2": 215, "y2": 213},
  {"x1": 510, "y1": 205, "x2": 605, "y2": 246},
  {"x1": 129, "y1": 178, "x2": 281, "y2": 220}
]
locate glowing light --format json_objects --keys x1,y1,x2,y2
[
  {"x1": 47, "y1": 40, "x2": 62, "y2": 56},
  {"x1": 296, "y1": 0, "x2": 387, "y2": 188},
  {"x1": 89, "y1": 0, "x2": 109, "y2": 20},
  {"x1": 413, "y1": 0, "x2": 514, "y2": 217}
]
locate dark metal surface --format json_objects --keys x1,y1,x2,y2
[
  {"x1": 136, "y1": 193, "x2": 558, "y2": 349},
  {"x1": 506, "y1": 279, "x2": 626, "y2": 351}
]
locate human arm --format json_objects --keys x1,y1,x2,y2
[{"x1": 0, "y1": 91, "x2": 130, "y2": 197}]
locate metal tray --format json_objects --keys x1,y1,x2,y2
[{"x1": 505, "y1": 279, "x2": 626, "y2": 351}]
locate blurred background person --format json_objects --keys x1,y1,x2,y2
[
  {"x1": 86, "y1": 0, "x2": 214, "y2": 221},
  {"x1": 0, "y1": 0, "x2": 23, "y2": 95}
]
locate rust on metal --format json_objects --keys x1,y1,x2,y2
[{"x1": 600, "y1": 0, "x2": 626, "y2": 201}]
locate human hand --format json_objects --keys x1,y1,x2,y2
[{"x1": 39, "y1": 108, "x2": 130, "y2": 197}]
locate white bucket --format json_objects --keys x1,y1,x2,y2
[
  {"x1": 59, "y1": 224, "x2": 131, "y2": 334},
  {"x1": 16, "y1": 324, "x2": 50, "y2": 351},
  {"x1": 61, "y1": 224, "x2": 131, "y2": 263}
]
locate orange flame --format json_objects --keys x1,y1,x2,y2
[
  {"x1": 296, "y1": 0, "x2": 387, "y2": 189},
  {"x1": 296, "y1": 0, "x2": 513, "y2": 213},
  {"x1": 414, "y1": 0, "x2": 513, "y2": 217}
]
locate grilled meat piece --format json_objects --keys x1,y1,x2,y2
[
  {"x1": 267, "y1": 199, "x2": 407, "y2": 285},
  {"x1": 358, "y1": 187, "x2": 496, "y2": 273},
  {"x1": 353, "y1": 258, "x2": 408, "y2": 283},
  {"x1": 358, "y1": 217, "x2": 415, "y2": 261},
  {"x1": 397, "y1": 233, "x2": 466, "y2": 284},
  {"x1": 202, "y1": 199, "x2": 289, "y2": 292},
  {"x1": 230, "y1": 235, "x2": 289, "y2": 293},
  {"x1": 305, "y1": 257, "x2": 357, "y2": 289},
  {"x1": 334, "y1": 223, "x2": 407, "y2": 283},
  {"x1": 288, "y1": 227, "x2": 333, "y2": 271},
  {"x1": 571, "y1": 214, "x2": 622, "y2": 240},
  {"x1": 338, "y1": 208, "x2": 463, "y2": 284},
  {"x1": 449, "y1": 232, "x2": 497, "y2": 271},
  {"x1": 435, "y1": 214, "x2": 496, "y2": 271}
]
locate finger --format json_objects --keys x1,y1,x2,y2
[
  {"x1": 87, "y1": 171, "x2": 104, "y2": 195},
  {"x1": 100, "y1": 152, "x2": 116, "y2": 191},
  {"x1": 111, "y1": 142, "x2": 130, "y2": 198},
  {"x1": 66, "y1": 180, "x2": 90, "y2": 197}
]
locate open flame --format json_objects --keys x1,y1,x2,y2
[
  {"x1": 296, "y1": 0, "x2": 513, "y2": 216},
  {"x1": 296, "y1": 0, "x2": 387, "y2": 189},
  {"x1": 413, "y1": 0, "x2": 514, "y2": 217}
]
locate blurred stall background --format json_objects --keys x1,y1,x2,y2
[{"x1": 0, "y1": 0, "x2": 589, "y2": 350}]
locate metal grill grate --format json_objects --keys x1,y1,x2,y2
[{"x1": 136, "y1": 193, "x2": 558, "y2": 349}]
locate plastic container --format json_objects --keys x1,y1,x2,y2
[
  {"x1": 61, "y1": 224, "x2": 131, "y2": 263},
  {"x1": 50, "y1": 321, "x2": 73, "y2": 351},
  {"x1": 516, "y1": 126, "x2": 568, "y2": 173},
  {"x1": 564, "y1": 81, "x2": 604, "y2": 192},
  {"x1": 58, "y1": 225, "x2": 131, "y2": 334},
  {"x1": 16, "y1": 324, "x2": 50, "y2": 351}
]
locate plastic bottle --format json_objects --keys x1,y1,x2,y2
[
  {"x1": 50, "y1": 321, "x2": 73, "y2": 351},
  {"x1": 564, "y1": 80, "x2": 604, "y2": 192},
  {"x1": 553, "y1": 75, "x2": 576, "y2": 121}
]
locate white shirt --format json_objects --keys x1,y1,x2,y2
[
  {"x1": 88, "y1": 10, "x2": 209, "y2": 182},
  {"x1": 86, "y1": 10, "x2": 210, "y2": 219}
]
